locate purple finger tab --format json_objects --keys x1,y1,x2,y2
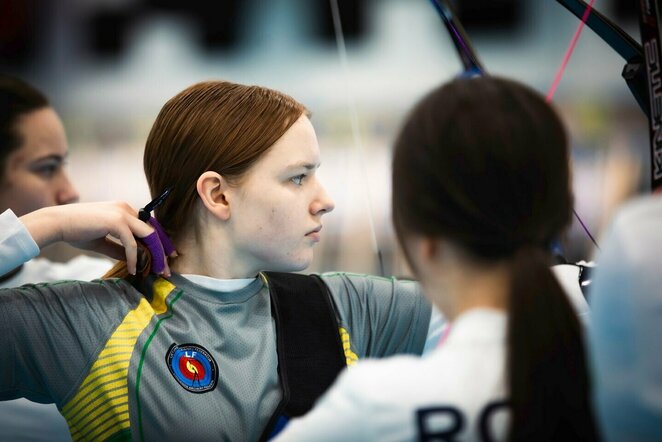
[
  {"x1": 149, "y1": 217, "x2": 176, "y2": 256},
  {"x1": 140, "y1": 231, "x2": 166, "y2": 274}
]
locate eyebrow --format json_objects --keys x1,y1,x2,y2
[
  {"x1": 28, "y1": 154, "x2": 66, "y2": 167},
  {"x1": 286, "y1": 162, "x2": 320, "y2": 171}
]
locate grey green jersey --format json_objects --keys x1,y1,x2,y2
[{"x1": 0, "y1": 272, "x2": 431, "y2": 441}]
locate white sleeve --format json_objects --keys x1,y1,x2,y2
[
  {"x1": 551, "y1": 264, "x2": 591, "y2": 326},
  {"x1": 0, "y1": 209, "x2": 39, "y2": 276},
  {"x1": 274, "y1": 367, "x2": 375, "y2": 442},
  {"x1": 423, "y1": 305, "x2": 446, "y2": 354}
]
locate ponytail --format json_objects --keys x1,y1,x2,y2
[
  {"x1": 102, "y1": 244, "x2": 153, "y2": 280},
  {"x1": 507, "y1": 247, "x2": 598, "y2": 441}
]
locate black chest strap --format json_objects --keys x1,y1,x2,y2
[{"x1": 259, "y1": 272, "x2": 347, "y2": 441}]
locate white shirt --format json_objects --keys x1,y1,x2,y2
[
  {"x1": 276, "y1": 309, "x2": 509, "y2": 442},
  {"x1": 551, "y1": 264, "x2": 591, "y2": 326},
  {"x1": 0, "y1": 208, "x2": 40, "y2": 276}
]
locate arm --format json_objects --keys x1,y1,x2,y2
[
  {"x1": 321, "y1": 273, "x2": 436, "y2": 358},
  {"x1": 17, "y1": 201, "x2": 170, "y2": 275},
  {"x1": 0, "y1": 209, "x2": 40, "y2": 276},
  {"x1": 0, "y1": 279, "x2": 136, "y2": 405}
]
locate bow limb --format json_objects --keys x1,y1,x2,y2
[
  {"x1": 429, "y1": 0, "x2": 486, "y2": 75},
  {"x1": 557, "y1": 0, "x2": 662, "y2": 192},
  {"x1": 430, "y1": 0, "x2": 600, "y2": 252}
]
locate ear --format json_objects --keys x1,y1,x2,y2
[
  {"x1": 419, "y1": 236, "x2": 443, "y2": 262},
  {"x1": 196, "y1": 171, "x2": 231, "y2": 221},
  {"x1": 404, "y1": 235, "x2": 438, "y2": 271}
]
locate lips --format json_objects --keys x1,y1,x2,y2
[
  {"x1": 306, "y1": 226, "x2": 322, "y2": 241},
  {"x1": 307, "y1": 225, "x2": 322, "y2": 235}
]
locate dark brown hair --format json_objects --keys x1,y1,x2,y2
[
  {"x1": 392, "y1": 76, "x2": 597, "y2": 441},
  {"x1": 106, "y1": 80, "x2": 307, "y2": 278},
  {"x1": 0, "y1": 74, "x2": 49, "y2": 180}
]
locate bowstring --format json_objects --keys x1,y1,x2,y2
[
  {"x1": 329, "y1": 0, "x2": 386, "y2": 276},
  {"x1": 546, "y1": 0, "x2": 601, "y2": 251}
]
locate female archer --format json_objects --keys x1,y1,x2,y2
[{"x1": 0, "y1": 80, "x2": 435, "y2": 441}]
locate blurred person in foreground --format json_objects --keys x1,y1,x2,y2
[
  {"x1": 589, "y1": 195, "x2": 662, "y2": 441},
  {"x1": 276, "y1": 76, "x2": 599, "y2": 441}
]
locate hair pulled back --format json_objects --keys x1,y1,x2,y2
[
  {"x1": 107, "y1": 80, "x2": 307, "y2": 278},
  {"x1": 0, "y1": 74, "x2": 49, "y2": 179},
  {"x1": 145, "y1": 80, "x2": 307, "y2": 240},
  {"x1": 392, "y1": 76, "x2": 597, "y2": 441}
]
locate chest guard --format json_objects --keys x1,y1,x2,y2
[{"x1": 260, "y1": 272, "x2": 347, "y2": 441}]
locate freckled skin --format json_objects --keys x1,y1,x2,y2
[{"x1": 225, "y1": 116, "x2": 335, "y2": 273}]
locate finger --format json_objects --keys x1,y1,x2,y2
[
  {"x1": 139, "y1": 231, "x2": 167, "y2": 276},
  {"x1": 148, "y1": 217, "x2": 177, "y2": 257},
  {"x1": 161, "y1": 258, "x2": 172, "y2": 278},
  {"x1": 112, "y1": 225, "x2": 139, "y2": 275},
  {"x1": 80, "y1": 237, "x2": 127, "y2": 262},
  {"x1": 113, "y1": 216, "x2": 156, "y2": 275},
  {"x1": 125, "y1": 215, "x2": 156, "y2": 239},
  {"x1": 116, "y1": 201, "x2": 140, "y2": 218}
]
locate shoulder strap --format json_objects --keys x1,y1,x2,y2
[{"x1": 260, "y1": 272, "x2": 346, "y2": 440}]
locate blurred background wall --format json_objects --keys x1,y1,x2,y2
[{"x1": 1, "y1": 0, "x2": 648, "y2": 276}]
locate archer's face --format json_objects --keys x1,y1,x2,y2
[
  {"x1": 0, "y1": 107, "x2": 79, "y2": 216},
  {"x1": 226, "y1": 115, "x2": 335, "y2": 273}
]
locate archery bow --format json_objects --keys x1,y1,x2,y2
[
  {"x1": 556, "y1": 0, "x2": 662, "y2": 191},
  {"x1": 429, "y1": 0, "x2": 600, "y2": 253},
  {"x1": 429, "y1": 0, "x2": 485, "y2": 75},
  {"x1": 327, "y1": 0, "x2": 614, "y2": 274}
]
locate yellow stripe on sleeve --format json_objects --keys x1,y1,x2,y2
[
  {"x1": 61, "y1": 278, "x2": 175, "y2": 441},
  {"x1": 339, "y1": 327, "x2": 359, "y2": 366}
]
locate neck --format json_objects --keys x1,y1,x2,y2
[
  {"x1": 428, "y1": 258, "x2": 510, "y2": 322},
  {"x1": 169, "y1": 226, "x2": 258, "y2": 280}
]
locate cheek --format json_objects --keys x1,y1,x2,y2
[
  {"x1": 249, "y1": 190, "x2": 298, "y2": 230},
  {"x1": 257, "y1": 205, "x2": 298, "y2": 243},
  {"x1": 236, "y1": 199, "x2": 315, "y2": 271},
  {"x1": 269, "y1": 204, "x2": 296, "y2": 224},
  {"x1": 0, "y1": 178, "x2": 54, "y2": 215},
  {"x1": 234, "y1": 184, "x2": 310, "y2": 247},
  {"x1": 21, "y1": 187, "x2": 55, "y2": 212},
  {"x1": 252, "y1": 205, "x2": 307, "y2": 254},
  {"x1": 25, "y1": 172, "x2": 56, "y2": 194}
]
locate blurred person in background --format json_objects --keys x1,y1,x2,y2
[
  {"x1": 0, "y1": 74, "x2": 170, "y2": 441},
  {"x1": 0, "y1": 74, "x2": 109, "y2": 286}
]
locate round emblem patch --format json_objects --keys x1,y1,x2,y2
[{"x1": 166, "y1": 343, "x2": 218, "y2": 393}]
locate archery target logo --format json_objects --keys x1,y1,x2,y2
[{"x1": 166, "y1": 343, "x2": 218, "y2": 393}]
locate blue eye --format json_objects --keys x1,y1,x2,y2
[{"x1": 291, "y1": 174, "x2": 306, "y2": 186}]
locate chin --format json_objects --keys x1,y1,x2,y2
[{"x1": 264, "y1": 254, "x2": 313, "y2": 273}]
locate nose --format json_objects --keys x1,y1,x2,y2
[
  {"x1": 56, "y1": 171, "x2": 80, "y2": 205},
  {"x1": 311, "y1": 181, "x2": 335, "y2": 216}
]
